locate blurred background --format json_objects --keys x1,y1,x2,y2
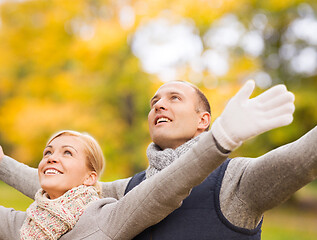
[{"x1": 0, "y1": 0, "x2": 316, "y2": 239}]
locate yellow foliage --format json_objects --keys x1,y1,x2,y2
[{"x1": 0, "y1": 0, "x2": 316, "y2": 181}]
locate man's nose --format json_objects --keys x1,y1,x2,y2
[{"x1": 155, "y1": 99, "x2": 167, "y2": 111}]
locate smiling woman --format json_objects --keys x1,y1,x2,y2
[
  {"x1": 0, "y1": 128, "x2": 231, "y2": 239},
  {"x1": 3, "y1": 130, "x2": 106, "y2": 238},
  {"x1": 38, "y1": 130, "x2": 104, "y2": 199}
]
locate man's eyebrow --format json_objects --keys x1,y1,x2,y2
[
  {"x1": 63, "y1": 145, "x2": 78, "y2": 153},
  {"x1": 169, "y1": 91, "x2": 183, "y2": 96},
  {"x1": 150, "y1": 94, "x2": 159, "y2": 104},
  {"x1": 151, "y1": 91, "x2": 183, "y2": 99}
]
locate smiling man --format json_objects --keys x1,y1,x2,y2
[
  {"x1": 148, "y1": 81, "x2": 210, "y2": 150},
  {"x1": 1, "y1": 80, "x2": 317, "y2": 240}
]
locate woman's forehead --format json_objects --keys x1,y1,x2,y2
[{"x1": 47, "y1": 135, "x2": 85, "y2": 149}]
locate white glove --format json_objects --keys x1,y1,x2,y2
[{"x1": 211, "y1": 80, "x2": 295, "y2": 151}]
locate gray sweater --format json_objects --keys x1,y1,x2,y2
[
  {"x1": 0, "y1": 131, "x2": 229, "y2": 239},
  {"x1": 1, "y1": 127, "x2": 317, "y2": 235}
]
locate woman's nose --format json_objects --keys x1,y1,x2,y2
[{"x1": 47, "y1": 155, "x2": 59, "y2": 164}]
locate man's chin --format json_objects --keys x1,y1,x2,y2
[
  {"x1": 153, "y1": 137, "x2": 183, "y2": 150},
  {"x1": 152, "y1": 136, "x2": 170, "y2": 149}
]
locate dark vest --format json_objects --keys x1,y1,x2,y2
[{"x1": 125, "y1": 159, "x2": 262, "y2": 240}]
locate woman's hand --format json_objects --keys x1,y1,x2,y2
[{"x1": 0, "y1": 146, "x2": 4, "y2": 162}]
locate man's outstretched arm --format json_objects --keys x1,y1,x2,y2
[
  {"x1": 221, "y1": 125, "x2": 317, "y2": 229},
  {"x1": 208, "y1": 80, "x2": 299, "y2": 229}
]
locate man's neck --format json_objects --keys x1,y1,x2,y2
[{"x1": 158, "y1": 132, "x2": 205, "y2": 150}]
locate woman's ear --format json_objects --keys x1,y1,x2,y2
[
  {"x1": 197, "y1": 112, "x2": 211, "y2": 131},
  {"x1": 83, "y1": 171, "x2": 98, "y2": 186}
]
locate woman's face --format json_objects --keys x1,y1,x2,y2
[{"x1": 38, "y1": 135, "x2": 94, "y2": 199}]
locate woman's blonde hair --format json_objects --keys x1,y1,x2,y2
[{"x1": 46, "y1": 130, "x2": 105, "y2": 195}]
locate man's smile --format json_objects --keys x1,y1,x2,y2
[{"x1": 154, "y1": 116, "x2": 172, "y2": 125}]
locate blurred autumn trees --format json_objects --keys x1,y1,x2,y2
[
  {"x1": 0, "y1": 0, "x2": 154, "y2": 180},
  {"x1": 0, "y1": 0, "x2": 317, "y2": 181}
]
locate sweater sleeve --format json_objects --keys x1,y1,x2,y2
[
  {"x1": 0, "y1": 155, "x2": 131, "y2": 200},
  {"x1": 99, "y1": 131, "x2": 229, "y2": 240},
  {"x1": 0, "y1": 156, "x2": 40, "y2": 200},
  {"x1": 0, "y1": 206, "x2": 26, "y2": 240},
  {"x1": 220, "y1": 126, "x2": 317, "y2": 229},
  {"x1": 100, "y1": 178, "x2": 131, "y2": 200}
]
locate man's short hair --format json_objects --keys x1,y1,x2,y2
[{"x1": 173, "y1": 80, "x2": 211, "y2": 131}]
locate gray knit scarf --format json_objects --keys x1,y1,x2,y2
[{"x1": 145, "y1": 132, "x2": 206, "y2": 178}]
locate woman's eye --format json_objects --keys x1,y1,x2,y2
[
  {"x1": 44, "y1": 151, "x2": 52, "y2": 156},
  {"x1": 171, "y1": 95, "x2": 180, "y2": 100}
]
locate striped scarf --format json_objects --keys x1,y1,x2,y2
[{"x1": 20, "y1": 185, "x2": 99, "y2": 240}]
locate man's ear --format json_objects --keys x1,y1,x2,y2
[
  {"x1": 83, "y1": 171, "x2": 98, "y2": 186},
  {"x1": 197, "y1": 112, "x2": 211, "y2": 131}
]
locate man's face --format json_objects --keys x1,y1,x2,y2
[{"x1": 148, "y1": 82, "x2": 205, "y2": 149}]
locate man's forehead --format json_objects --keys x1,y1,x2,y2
[{"x1": 154, "y1": 81, "x2": 196, "y2": 97}]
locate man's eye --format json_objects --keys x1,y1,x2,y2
[
  {"x1": 171, "y1": 96, "x2": 180, "y2": 100},
  {"x1": 64, "y1": 150, "x2": 72, "y2": 156},
  {"x1": 151, "y1": 100, "x2": 158, "y2": 107}
]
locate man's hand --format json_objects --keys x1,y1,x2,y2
[{"x1": 211, "y1": 80, "x2": 295, "y2": 151}]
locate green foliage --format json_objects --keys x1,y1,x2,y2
[
  {"x1": 0, "y1": 182, "x2": 33, "y2": 211},
  {"x1": 262, "y1": 205, "x2": 317, "y2": 240}
]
